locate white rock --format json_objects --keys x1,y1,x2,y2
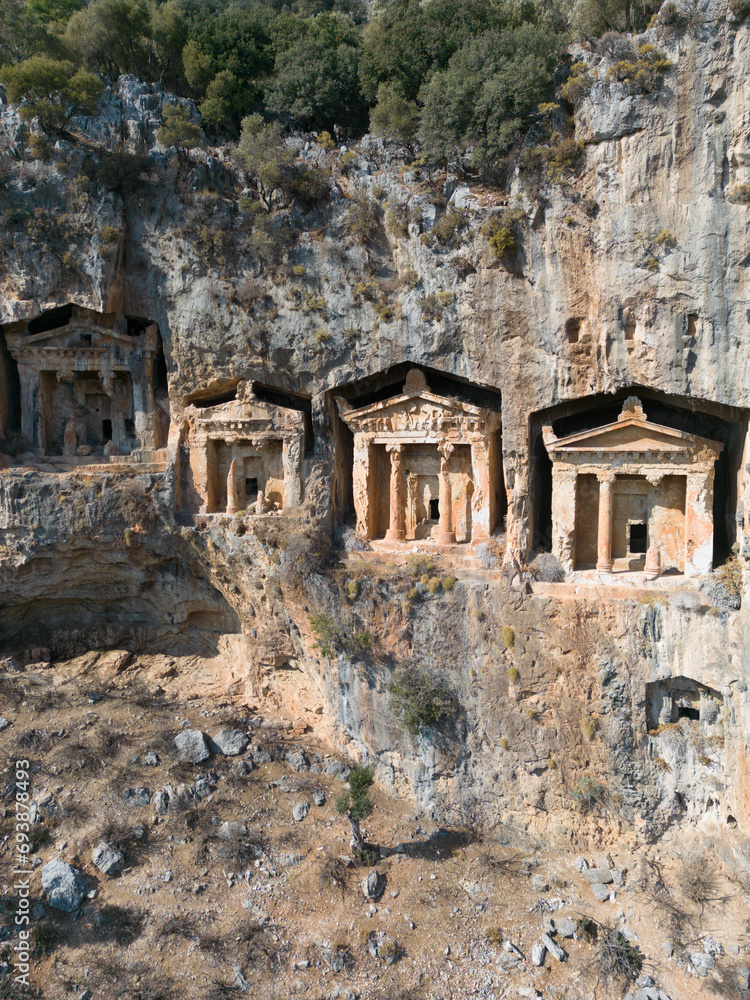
[
  {"x1": 91, "y1": 842, "x2": 124, "y2": 875},
  {"x1": 41, "y1": 858, "x2": 86, "y2": 912},
  {"x1": 174, "y1": 729, "x2": 210, "y2": 763}
]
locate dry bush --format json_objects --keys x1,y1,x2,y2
[
  {"x1": 477, "y1": 850, "x2": 525, "y2": 882},
  {"x1": 93, "y1": 904, "x2": 146, "y2": 945},
  {"x1": 318, "y1": 853, "x2": 354, "y2": 898},
  {"x1": 93, "y1": 818, "x2": 161, "y2": 866},
  {"x1": 90, "y1": 956, "x2": 179, "y2": 1000},
  {"x1": 583, "y1": 924, "x2": 643, "y2": 988},
  {"x1": 677, "y1": 854, "x2": 727, "y2": 915}
]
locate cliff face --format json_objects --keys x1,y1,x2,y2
[{"x1": 2, "y1": 2, "x2": 750, "y2": 847}]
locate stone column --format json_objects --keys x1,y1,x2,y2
[
  {"x1": 596, "y1": 473, "x2": 615, "y2": 573},
  {"x1": 351, "y1": 436, "x2": 372, "y2": 537},
  {"x1": 18, "y1": 366, "x2": 37, "y2": 447},
  {"x1": 551, "y1": 468, "x2": 577, "y2": 573},
  {"x1": 436, "y1": 442, "x2": 456, "y2": 544},
  {"x1": 281, "y1": 436, "x2": 302, "y2": 510},
  {"x1": 226, "y1": 458, "x2": 239, "y2": 514},
  {"x1": 384, "y1": 443, "x2": 405, "y2": 541},
  {"x1": 685, "y1": 468, "x2": 715, "y2": 576}
]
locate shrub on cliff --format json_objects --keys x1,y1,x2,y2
[
  {"x1": 234, "y1": 113, "x2": 294, "y2": 211},
  {"x1": 369, "y1": 82, "x2": 420, "y2": 145},
  {"x1": 481, "y1": 209, "x2": 524, "y2": 258},
  {"x1": 0, "y1": 56, "x2": 102, "y2": 133},
  {"x1": 389, "y1": 664, "x2": 458, "y2": 736},
  {"x1": 156, "y1": 104, "x2": 202, "y2": 156}
]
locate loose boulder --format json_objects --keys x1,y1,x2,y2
[
  {"x1": 362, "y1": 870, "x2": 384, "y2": 900},
  {"x1": 42, "y1": 858, "x2": 86, "y2": 912},
  {"x1": 174, "y1": 729, "x2": 210, "y2": 763},
  {"x1": 210, "y1": 730, "x2": 249, "y2": 756},
  {"x1": 92, "y1": 842, "x2": 124, "y2": 875}
]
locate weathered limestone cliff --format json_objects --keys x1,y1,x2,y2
[{"x1": 2, "y1": 0, "x2": 750, "y2": 852}]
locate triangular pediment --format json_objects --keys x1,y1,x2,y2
[
  {"x1": 339, "y1": 389, "x2": 484, "y2": 425},
  {"x1": 8, "y1": 324, "x2": 138, "y2": 350},
  {"x1": 549, "y1": 417, "x2": 723, "y2": 455}
]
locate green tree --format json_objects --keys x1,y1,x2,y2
[
  {"x1": 27, "y1": 0, "x2": 84, "y2": 24},
  {"x1": 560, "y1": 0, "x2": 659, "y2": 38},
  {"x1": 369, "y1": 81, "x2": 419, "y2": 145},
  {"x1": 180, "y1": 0, "x2": 273, "y2": 104},
  {"x1": 358, "y1": 0, "x2": 499, "y2": 105},
  {"x1": 418, "y1": 23, "x2": 560, "y2": 168},
  {"x1": 156, "y1": 102, "x2": 202, "y2": 155},
  {"x1": 0, "y1": 56, "x2": 103, "y2": 132},
  {"x1": 150, "y1": 0, "x2": 189, "y2": 91},
  {"x1": 335, "y1": 764, "x2": 374, "y2": 856},
  {"x1": 64, "y1": 0, "x2": 153, "y2": 79},
  {"x1": 0, "y1": 0, "x2": 55, "y2": 65},
  {"x1": 233, "y1": 112, "x2": 294, "y2": 210},
  {"x1": 199, "y1": 69, "x2": 247, "y2": 126},
  {"x1": 265, "y1": 12, "x2": 365, "y2": 131}
]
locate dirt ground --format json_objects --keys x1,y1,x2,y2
[{"x1": 1, "y1": 652, "x2": 749, "y2": 1000}]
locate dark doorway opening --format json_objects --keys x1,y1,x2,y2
[
  {"x1": 246, "y1": 477, "x2": 258, "y2": 501},
  {"x1": 629, "y1": 522, "x2": 647, "y2": 554},
  {"x1": 678, "y1": 705, "x2": 700, "y2": 722},
  {"x1": 102, "y1": 419, "x2": 112, "y2": 441},
  {"x1": 429, "y1": 498, "x2": 440, "y2": 521}
]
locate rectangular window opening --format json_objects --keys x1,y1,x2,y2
[
  {"x1": 678, "y1": 705, "x2": 700, "y2": 722},
  {"x1": 566, "y1": 318, "x2": 581, "y2": 343},
  {"x1": 102, "y1": 419, "x2": 112, "y2": 441}
]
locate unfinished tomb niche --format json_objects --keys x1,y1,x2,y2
[
  {"x1": 335, "y1": 368, "x2": 503, "y2": 544},
  {"x1": 543, "y1": 396, "x2": 725, "y2": 576},
  {"x1": 3, "y1": 304, "x2": 170, "y2": 460},
  {"x1": 646, "y1": 677, "x2": 724, "y2": 736},
  {"x1": 180, "y1": 380, "x2": 305, "y2": 515},
  {"x1": 566, "y1": 318, "x2": 582, "y2": 344},
  {"x1": 0, "y1": 327, "x2": 21, "y2": 439}
]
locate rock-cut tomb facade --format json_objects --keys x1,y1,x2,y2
[
  {"x1": 336, "y1": 369, "x2": 502, "y2": 544},
  {"x1": 179, "y1": 381, "x2": 304, "y2": 515},
  {"x1": 543, "y1": 396, "x2": 723, "y2": 576},
  {"x1": 4, "y1": 305, "x2": 168, "y2": 463}
]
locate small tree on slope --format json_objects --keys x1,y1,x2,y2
[{"x1": 336, "y1": 765, "x2": 374, "y2": 857}]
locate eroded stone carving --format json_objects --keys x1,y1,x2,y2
[
  {"x1": 179, "y1": 381, "x2": 305, "y2": 515},
  {"x1": 4, "y1": 305, "x2": 168, "y2": 465},
  {"x1": 336, "y1": 369, "x2": 502, "y2": 543},
  {"x1": 544, "y1": 397, "x2": 724, "y2": 576}
]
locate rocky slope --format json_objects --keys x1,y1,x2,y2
[{"x1": 1, "y1": 0, "x2": 750, "y2": 864}]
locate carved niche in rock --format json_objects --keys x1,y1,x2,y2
[
  {"x1": 543, "y1": 397, "x2": 724, "y2": 577},
  {"x1": 4, "y1": 305, "x2": 168, "y2": 460},
  {"x1": 179, "y1": 381, "x2": 305, "y2": 515},
  {"x1": 336, "y1": 369, "x2": 502, "y2": 544}
]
